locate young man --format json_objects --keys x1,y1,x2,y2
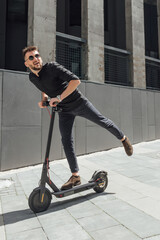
[{"x1": 22, "y1": 46, "x2": 133, "y2": 190}]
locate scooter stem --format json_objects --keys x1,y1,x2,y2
[{"x1": 44, "y1": 108, "x2": 56, "y2": 162}]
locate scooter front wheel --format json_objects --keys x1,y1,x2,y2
[
  {"x1": 28, "y1": 187, "x2": 52, "y2": 213},
  {"x1": 93, "y1": 171, "x2": 108, "y2": 193}
]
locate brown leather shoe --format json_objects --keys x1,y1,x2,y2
[
  {"x1": 61, "y1": 175, "x2": 81, "y2": 190},
  {"x1": 122, "y1": 137, "x2": 133, "y2": 156}
]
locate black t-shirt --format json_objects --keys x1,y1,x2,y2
[{"x1": 29, "y1": 62, "x2": 85, "y2": 111}]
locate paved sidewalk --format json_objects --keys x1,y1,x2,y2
[{"x1": 1, "y1": 140, "x2": 160, "y2": 240}]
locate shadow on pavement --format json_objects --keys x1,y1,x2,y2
[{"x1": 0, "y1": 191, "x2": 115, "y2": 226}]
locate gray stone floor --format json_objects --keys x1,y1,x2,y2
[{"x1": 1, "y1": 140, "x2": 160, "y2": 240}]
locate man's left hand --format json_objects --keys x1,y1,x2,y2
[{"x1": 49, "y1": 97, "x2": 60, "y2": 107}]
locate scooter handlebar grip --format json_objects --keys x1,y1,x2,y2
[
  {"x1": 51, "y1": 101, "x2": 59, "y2": 106},
  {"x1": 42, "y1": 101, "x2": 50, "y2": 106},
  {"x1": 42, "y1": 101, "x2": 59, "y2": 107}
]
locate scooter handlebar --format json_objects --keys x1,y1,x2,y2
[
  {"x1": 42, "y1": 101, "x2": 59, "y2": 107},
  {"x1": 42, "y1": 101, "x2": 62, "y2": 112}
]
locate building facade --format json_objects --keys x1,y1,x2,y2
[
  {"x1": 1, "y1": 0, "x2": 160, "y2": 89},
  {"x1": 0, "y1": 0, "x2": 160, "y2": 170}
]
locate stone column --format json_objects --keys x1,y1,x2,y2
[
  {"x1": 81, "y1": 0, "x2": 104, "y2": 83},
  {"x1": 125, "y1": 0, "x2": 146, "y2": 88},
  {"x1": 157, "y1": 0, "x2": 160, "y2": 57},
  {"x1": 27, "y1": 0, "x2": 57, "y2": 63}
]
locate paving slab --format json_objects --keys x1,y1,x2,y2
[
  {"x1": 127, "y1": 197, "x2": 160, "y2": 220},
  {"x1": 90, "y1": 225, "x2": 141, "y2": 240},
  {"x1": 77, "y1": 212, "x2": 119, "y2": 232},
  {"x1": 0, "y1": 198, "x2": 6, "y2": 240},
  {"x1": 143, "y1": 236, "x2": 160, "y2": 240},
  {"x1": 43, "y1": 223, "x2": 92, "y2": 240},
  {"x1": 7, "y1": 228, "x2": 48, "y2": 240}
]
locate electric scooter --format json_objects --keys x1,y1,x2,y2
[{"x1": 28, "y1": 101, "x2": 108, "y2": 213}]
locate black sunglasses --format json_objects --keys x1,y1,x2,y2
[{"x1": 25, "y1": 54, "x2": 40, "y2": 62}]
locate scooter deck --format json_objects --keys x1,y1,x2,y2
[{"x1": 52, "y1": 182, "x2": 95, "y2": 198}]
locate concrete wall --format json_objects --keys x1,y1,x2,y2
[
  {"x1": 0, "y1": 69, "x2": 160, "y2": 171},
  {"x1": 0, "y1": 70, "x2": 41, "y2": 171}
]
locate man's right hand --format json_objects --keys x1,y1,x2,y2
[{"x1": 38, "y1": 101, "x2": 46, "y2": 108}]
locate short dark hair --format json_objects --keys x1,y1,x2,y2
[{"x1": 22, "y1": 46, "x2": 39, "y2": 59}]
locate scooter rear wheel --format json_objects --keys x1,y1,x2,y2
[
  {"x1": 93, "y1": 172, "x2": 108, "y2": 193},
  {"x1": 28, "y1": 187, "x2": 52, "y2": 213}
]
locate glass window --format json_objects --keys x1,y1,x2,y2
[
  {"x1": 57, "y1": 0, "x2": 81, "y2": 37},
  {"x1": 104, "y1": 0, "x2": 126, "y2": 50},
  {"x1": 144, "y1": 2, "x2": 159, "y2": 58},
  {"x1": 5, "y1": 0, "x2": 28, "y2": 71},
  {"x1": 0, "y1": 0, "x2": 7, "y2": 68}
]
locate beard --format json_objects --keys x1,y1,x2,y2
[
  {"x1": 31, "y1": 66, "x2": 42, "y2": 71},
  {"x1": 30, "y1": 63, "x2": 42, "y2": 71}
]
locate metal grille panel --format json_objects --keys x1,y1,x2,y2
[
  {"x1": 56, "y1": 37, "x2": 83, "y2": 79},
  {"x1": 105, "y1": 47, "x2": 131, "y2": 86},
  {"x1": 146, "y1": 59, "x2": 160, "y2": 90}
]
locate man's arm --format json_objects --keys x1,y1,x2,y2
[
  {"x1": 42, "y1": 92, "x2": 48, "y2": 101},
  {"x1": 38, "y1": 92, "x2": 49, "y2": 108},
  {"x1": 60, "y1": 79, "x2": 81, "y2": 101},
  {"x1": 49, "y1": 79, "x2": 81, "y2": 106}
]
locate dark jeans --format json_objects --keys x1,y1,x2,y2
[{"x1": 58, "y1": 99, "x2": 124, "y2": 173}]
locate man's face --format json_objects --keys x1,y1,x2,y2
[{"x1": 24, "y1": 50, "x2": 43, "y2": 72}]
